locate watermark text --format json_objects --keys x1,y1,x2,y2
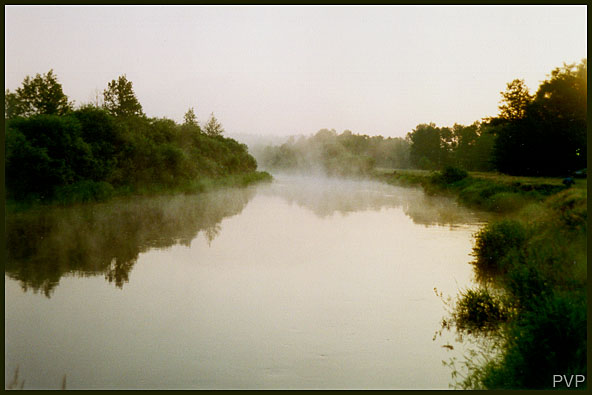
[{"x1": 553, "y1": 375, "x2": 585, "y2": 388}]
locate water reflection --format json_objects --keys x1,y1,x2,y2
[
  {"x1": 5, "y1": 188, "x2": 255, "y2": 296},
  {"x1": 6, "y1": 176, "x2": 489, "y2": 298},
  {"x1": 260, "y1": 174, "x2": 491, "y2": 226},
  {"x1": 5, "y1": 176, "x2": 488, "y2": 389}
]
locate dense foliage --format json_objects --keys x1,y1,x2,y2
[
  {"x1": 488, "y1": 60, "x2": 587, "y2": 176},
  {"x1": 406, "y1": 59, "x2": 586, "y2": 176},
  {"x1": 255, "y1": 128, "x2": 410, "y2": 176},
  {"x1": 5, "y1": 71, "x2": 263, "y2": 204},
  {"x1": 234, "y1": 60, "x2": 585, "y2": 179},
  {"x1": 462, "y1": 187, "x2": 587, "y2": 389},
  {"x1": 5, "y1": 69, "x2": 73, "y2": 118},
  {"x1": 407, "y1": 122, "x2": 495, "y2": 171}
]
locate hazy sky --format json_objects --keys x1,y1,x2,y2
[{"x1": 4, "y1": 5, "x2": 587, "y2": 138}]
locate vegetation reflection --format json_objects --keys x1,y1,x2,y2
[
  {"x1": 5, "y1": 188, "x2": 255, "y2": 297},
  {"x1": 262, "y1": 175, "x2": 490, "y2": 226}
]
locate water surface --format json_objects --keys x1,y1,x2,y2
[{"x1": 5, "y1": 175, "x2": 489, "y2": 389}]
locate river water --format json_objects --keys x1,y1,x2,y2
[{"x1": 5, "y1": 174, "x2": 490, "y2": 389}]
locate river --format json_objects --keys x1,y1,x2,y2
[{"x1": 5, "y1": 174, "x2": 490, "y2": 389}]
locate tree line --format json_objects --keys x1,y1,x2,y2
[
  {"x1": 259, "y1": 59, "x2": 586, "y2": 178},
  {"x1": 5, "y1": 71, "x2": 260, "y2": 203},
  {"x1": 407, "y1": 59, "x2": 587, "y2": 176},
  {"x1": 254, "y1": 128, "x2": 411, "y2": 176}
]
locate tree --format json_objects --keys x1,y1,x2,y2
[
  {"x1": 203, "y1": 112, "x2": 224, "y2": 137},
  {"x1": 491, "y1": 59, "x2": 587, "y2": 176},
  {"x1": 72, "y1": 105, "x2": 121, "y2": 180},
  {"x1": 103, "y1": 75, "x2": 144, "y2": 118},
  {"x1": 183, "y1": 107, "x2": 199, "y2": 127},
  {"x1": 5, "y1": 69, "x2": 73, "y2": 118},
  {"x1": 5, "y1": 90, "x2": 24, "y2": 119},
  {"x1": 451, "y1": 123, "x2": 478, "y2": 169},
  {"x1": 533, "y1": 60, "x2": 586, "y2": 123},
  {"x1": 498, "y1": 79, "x2": 533, "y2": 121},
  {"x1": 407, "y1": 123, "x2": 444, "y2": 169}
]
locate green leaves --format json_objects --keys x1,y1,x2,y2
[
  {"x1": 6, "y1": 115, "x2": 93, "y2": 199},
  {"x1": 4, "y1": 70, "x2": 267, "y2": 204},
  {"x1": 103, "y1": 75, "x2": 144, "y2": 118},
  {"x1": 490, "y1": 59, "x2": 587, "y2": 176},
  {"x1": 183, "y1": 107, "x2": 199, "y2": 127},
  {"x1": 498, "y1": 79, "x2": 533, "y2": 121},
  {"x1": 203, "y1": 112, "x2": 225, "y2": 137},
  {"x1": 5, "y1": 69, "x2": 73, "y2": 118}
]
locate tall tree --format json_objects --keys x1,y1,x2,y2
[
  {"x1": 533, "y1": 60, "x2": 587, "y2": 123},
  {"x1": 5, "y1": 90, "x2": 24, "y2": 119},
  {"x1": 491, "y1": 59, "x2": 587, "y2": 176},
  {"x1": 497, "y1": 79, "x2": 533, "y2": 121},
  {"x1": 183, "y1": 107, "x2": 199, "y2": 127},
  {"x1": 203, "y1": 112, "x2": 224, "y2": 137},
  {"x1": 103, "y1": 75, "x2": 144, "y2": 118},
  {"x1": 5, "y1": 69, "x2": 73, "y2": 118},
  {"x1": 407, "y1": 123, "x2": 444, "y2": 169}
]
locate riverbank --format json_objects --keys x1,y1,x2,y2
[
  {"x1": 374, "y1": 168, "x2": 587, "y2": 389},
  {"x1": 372, "y1": 167, "x2": 585, "y2": 214},
  {"x1": 6, "y1": 171, "x2": 273, "y2": 212}
]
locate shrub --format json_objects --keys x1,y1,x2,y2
[
  {"x1": 431, "y1": 166, "x2": 468, "y2": 186},
  {"x1": 472, "y1": 219, "x2": 527, "y2": 276},
  {"x1": 481, "y1": 291, "x2": 586, "y2": 389},
  {"x1": 452, "y1": 288, "x2": 510, "y2": 333},
  {"x1": 441, "y1": 166, "x2": 469, "y2": 183}
]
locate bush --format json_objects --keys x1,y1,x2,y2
[
  {"x1": 441, "y1": 166, "x2": 468, "y2": 183},
  {"x1": 472, "y1": 219, "x2": 527, "y2": 276},
  {"x1": 431, "y1": 166, "x2": 468, "y2": 186},
  {"x1": 6, "y1": 115, "x2": 95, "y2": 200},
  {"x1": 452, "y1": 288, "x2": 510, "y2": 333},
  {"x1": 481, "y1": 291, "x2": 586, "y2": 389}
]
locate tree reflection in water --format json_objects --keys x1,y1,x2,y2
[
  {"x1": 6, "y1": 176, "x2": 491, "y2": 298},
  {"x1": 260, "y1": 174, "x2": 493, "y2": 226},
  {"x1": 5, "y1": 188, "x2": 255, "y2": 297}
]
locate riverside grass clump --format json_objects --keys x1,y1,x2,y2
[
  {"x1": 471, "y1": 219, "x2": 528, "y2": 279},
  {"x1": 442, "y1": 186, "x2": 587, "y2": 390},
  {"x1": 449, "y1": 288, "x2": 511, "y2": 334}
]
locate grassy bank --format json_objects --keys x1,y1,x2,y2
[
  {"x1": 6, "y1": 171, "x2": 273, "y2": 212},
  {"x1": 375, "y1": 168, "x2": 587, "y2": 389},
  {"x1": 373, "y1": 167, "x2": 584, "y2": 214}
]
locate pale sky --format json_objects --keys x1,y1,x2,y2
[{"x1": 4, "y1": 5, "x2": 587, "y2": 138}]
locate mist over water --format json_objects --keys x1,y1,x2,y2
[
  {"x1": 5, "y1": 174, "x2": 490, "y2": 389},
  {"x1": 262, "y1": 173, "x2": 489, "y2": 225}
]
